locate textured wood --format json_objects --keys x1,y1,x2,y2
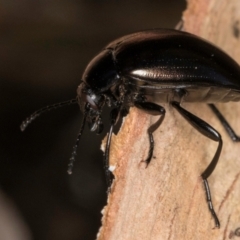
[{"x1": 97, "y1": 0, "x2": 240, "y2": 239}]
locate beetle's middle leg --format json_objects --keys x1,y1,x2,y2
[
  {"x1": 209, "y1": 104, "x2": 240, "y2": 141},
  {"x1": 104, "y1": 108, "x2": 120, "y2": 192},
  {"x1": 172, "y1": 101, "x2": 222, "y2": 228},
  {"x1": 135, "y1": 102, "x2": 165, "y2": 166}
]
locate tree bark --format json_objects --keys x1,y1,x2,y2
[{"x1": 97, "y1": 0, "x2": 240, "y2": 239}]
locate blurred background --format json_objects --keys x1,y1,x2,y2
[{"x1": 0, "y1": 1, "x2": 185, "y2": 239}]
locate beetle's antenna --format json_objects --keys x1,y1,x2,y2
[
  {"x1": 20, "y1": 98, "x2": 78, "y2": 131},
  {"x1": 67, "y1": 105, "x2": 88, "y2": 175}
]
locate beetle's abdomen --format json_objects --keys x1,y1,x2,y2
[
  {"x1": 117, "y1": 41, "x2": 240, "y2": 88},
  {"x1": 108, "y1": 29, "x2": 240, "y2": 103}
]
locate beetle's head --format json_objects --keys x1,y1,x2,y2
[
  {"x1": 21, "y1": 48, "x2": 121, "y2": 175},
  {"x1": 77, "y1": 82, "x2": 105, "y2": 134},
  {"x1": 78, "y1": 48, "x2": 120, "y2": 134}
]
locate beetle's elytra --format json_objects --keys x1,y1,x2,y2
[{"x1": 21, "y1": 29, "x2": 240, "y2": 228}]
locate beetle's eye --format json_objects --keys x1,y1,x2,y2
[
  {"x1": 85, "y1": 92, "x2": 105, "y2": 110},
  {"x1": 86, "y1": 94, "x2": 98, "y2": 109},
  {"x1": 79, "y1": 85, "x2": 105, "y2": 110},
  {"x1": 79, "y1": 91, "x2": 98, "y2": 110}
]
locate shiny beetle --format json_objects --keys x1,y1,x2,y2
[{"x1": 21, "y1": 29, "x2": 240, "y2": 228}]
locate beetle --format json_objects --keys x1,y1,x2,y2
[{"x1": 21, "y1": 28, "x2": 240, "y2": 228}]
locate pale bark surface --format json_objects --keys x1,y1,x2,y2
[{"x1": 97, "y1": 0, "x2": 240, "y2": 239}]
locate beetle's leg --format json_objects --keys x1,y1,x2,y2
[
  {"x1": 209, "y1": 104, "x2": 240, "y2": 141},
  {"x1": 172, "y1": 101, "x2": 221, "y2": 228},
  {"x1": 135, "y1": 102, "x2": 165, "y2": 166},
  {"x1": 104, "y1": 108, "x2": 120, "y2": 192}
]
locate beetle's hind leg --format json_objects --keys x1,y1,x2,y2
[
  {"x1": 135, "y1": 102, "x2": 165, "y2": 166},
  {"x1": 209, "y1": 104, "x2": 240, "y2": 141},
  {"x1": 172, "y1": 101, "x2": 222, "y2": 228}
]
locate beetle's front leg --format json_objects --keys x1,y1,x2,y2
[
  {"x1": 134, "y1": 102, "x2": 165, "y2": 165},
  {"x1": 104, "y1": 108, "x2": 120, "y2": 192}
]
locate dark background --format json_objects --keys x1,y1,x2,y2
[{"x1": 0, "y1": 1, "x2": 185, "y2": 239}]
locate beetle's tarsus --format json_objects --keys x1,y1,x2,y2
[
  {"x1": 202, "y1": 178, "x2": 220, "y2": 228},
  {"x1": 172, "y1": 101, "x2": 222, "y2": 227},
  {"x1": 135, "y1": 101, "x2": 165, "y2": 165}
]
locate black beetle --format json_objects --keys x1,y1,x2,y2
[{"x1": 21, "y1": 29, "x2": 240, "y2": 228}]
